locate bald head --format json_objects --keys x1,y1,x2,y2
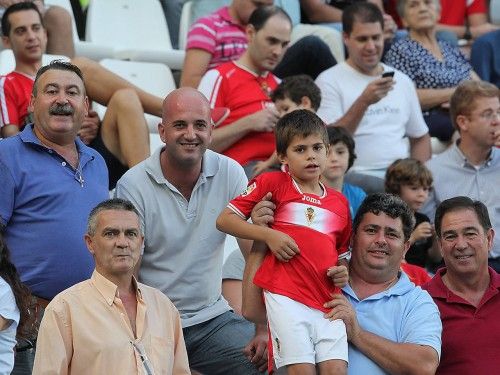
[{"x1": 162, "y1": 88, "x2": 210, "y2": 124}]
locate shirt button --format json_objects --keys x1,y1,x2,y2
[
  {"x1": 108, "y1": 299, "x2": 113, "y2": 304},
  {"x1": 61, "y1": 162, "x2": 66, "y2": 166},
  {"x1": 48, "y1": 150, "x2": 53, "y2": 153}
]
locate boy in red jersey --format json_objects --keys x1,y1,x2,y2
[{"x1": 217, "y1": 109, "x2": 350, "y2": 374}]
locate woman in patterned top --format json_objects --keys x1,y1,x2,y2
[{"x1": 384, "y1": 0, "x2": 479, "y2": 142}]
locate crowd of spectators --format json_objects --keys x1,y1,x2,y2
[{"x1": 0, "y1": 0, "x2": 499, "y2": 374}]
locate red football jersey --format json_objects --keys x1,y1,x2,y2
[{"x1": 228, "y1": 171, "x2": 351, "y2": 312}]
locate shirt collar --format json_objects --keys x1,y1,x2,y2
[
  {"x1": 91, "y1": 270, "x2": 143, "y2": 306},
  {"x1": 145, "y1": 146, "x2": 220, "y2": 186},
  {"x1": 19, "y1": 124, "x2": 95, "y2": 164},
  {"x1": 343, "y1": 271, "x2": 413, "y2": 301},
  {"x1": 451, "y1": 140, "x2": 496, "y2": 168},
  {"x1": 219, "y1": 6, "x2": 244, "y2": 29},
  {"x1": 425, "y1": 267, "x2": 500, "y2": 301}
]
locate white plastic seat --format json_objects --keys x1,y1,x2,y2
[
  {"x1": 86, "y1": 0, "x2": 185, "y2": 69},
  {"x1": 0, "y1": 50, "x2": 70, "y2": 75},
  {"x1": 43, "y1": 0, "x2": 114, "y2": 60},
  {"x1": 178, "y1": 1, "x2": 193, "y2": 50},
  {"x1": 94, "y1": 59, "x2": 176, "y2": 136}
]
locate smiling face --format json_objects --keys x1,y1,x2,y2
[
  {"x1": 351, "y1": 211, "x2": 409, "y2": 278},
  {"x1": 85, "y1": 209, "x2": 144, "y2": 280},
  {"x1": 280, "y1": 133, "x2": 328, "y2": 187},
  {"x1": 438, "y1": 208, "x2": 493, "y2": 279},
  {"x1": 159, "y1": 89, "x2": 212, "y2": 169},
  {"x1": 30, "y1": 68, "x2": 89, "y2": 145},
  {"x1": 2, "y1": 9, "x2": 47, "y2": 64}
]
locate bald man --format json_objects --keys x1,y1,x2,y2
[{"x1": 115, "y1": 88, "x2": 267, "y2": 374}]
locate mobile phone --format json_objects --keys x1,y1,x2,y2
[{"x1": 382, "y1": 71, "x2": 395, "y2": 78}]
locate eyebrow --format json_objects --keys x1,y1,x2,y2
[{"x1": 44, "y1": 83, "x2": 81, "y2": 92}]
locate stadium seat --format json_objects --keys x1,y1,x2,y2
[
  {"x1": 86, "y1": 0, "x2": 185, "y2": 69},
  {"x1": 44, "y1": 0, "x2": 114, "y2": 60}
]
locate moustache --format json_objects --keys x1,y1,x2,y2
[{"x1": 49, "y1": 104, "x2": 74, "y2": 116}]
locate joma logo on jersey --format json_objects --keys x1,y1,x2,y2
[{"x1": 302, "y1": 196, "x2": 321, "y2": 205}]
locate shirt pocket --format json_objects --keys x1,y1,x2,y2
[{"x1": 146, "y1": 336, "x2": 173, "y2": 374}]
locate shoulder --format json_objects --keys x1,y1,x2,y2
[
  {"x1": 139, "y1": 283, "x2": 178, "y2": 311},
  {"x1": 316, "y1": 63, "x2": 343, "y2": 83},
  {"x1": 207, "y1": 149, "x2": 245, "y2": 177}
]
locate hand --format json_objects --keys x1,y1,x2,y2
[
  {"x1": 248, "y1": 107, "x2": 280, "y2": 133},
  {"x1": 266, "y1": 229, "x2": 299, "y2": 262},
  {"x1": 250, "y1": 193, "x2": 276, "y2": 227},
  {"x1": 470, "y1": 23, "x2": 499, "y2": 39},
  {"x1": 78, "y1": 110, "x2": 100, "y2": 145},
  {"x1": 324, "y1": 294, "x2": 361, "y2": 343},
  {"x1": 327, "y1": 265, "x2": 349, "y2": 288},
  {"x1": 243, "y1": 325, "x2": 268, "y2": 372},
  {"x1": 361, "y1": 77, "x2": 395, "y2": 106},
  {"x1": 409, "y1": 222, "x2": 434, "y2": 245}
]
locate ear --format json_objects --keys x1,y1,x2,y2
[
  {"x1": 455, "y1": 114, "x2": 469, "y2": 133},
  {"x1": 28, "y1": 94, "x2": 36, "y2": 113},
  {"x1": 486, "y1": 228, "x2": 495, "y2": 254},
  {"x1": 158, "y1": 122, "x2": 166, "y2": 143},
  {"x1": 246, "y1": 24, "x2": 256, "y2": 42},
  {"x1": 84, "y1": 95, "x2": 89, "y2": 117},
  {"x1": 84, "y1": 233, "x2": 95, "y2": 256},
  {"x1": 278, "y1": 152, "x2": 287, "y2": 165},
  {"x1": 402, "y1": 239, "x2": 411, "y2": 259},
  {"x1": 342, "y1": 31, "x2": 349, "y2": 45},
  {"x1": 1, "y1": 36, "x2": 11, "y2": 49},
  {"x1": 300, "y1": 96, "x2": 312, "y2": 110}
]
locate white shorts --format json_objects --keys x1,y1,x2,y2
[{"x1": 264, "y1": 291, "x2": 348, "y2": 369}]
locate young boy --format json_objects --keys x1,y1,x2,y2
[
  {"x1": 385, "y1": 158, "x2": 440, "y2": 279},
  {"x1": 251, "y1": 75, "x2": 321, "y2": 177},
  {"x1": 322, "y1": 126, "x2": 366, "y2": 219},
  {"x1": 217, "y1": 110, "x2": 350, "y2": 374}
]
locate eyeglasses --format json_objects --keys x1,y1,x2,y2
[{"x1": 467, "y1": 110, "x2": 500, "y2": 121}]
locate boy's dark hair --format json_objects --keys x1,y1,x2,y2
[
  {"x1": 270, "y1": 75, "x2": 321, "y2": 112},
  {"x1": 275, "y1": 109, "x2": 328, "y2": 156},
  {"x1": 326, "y1": 126, "x2": 357, "y2": 171},
  {"x1": 1, "y1": 1, "x2": 43, "y2": 37},
  {"x1": 342, "y1": 2, "x2": 384, "y2": 35},
  {"x1": 353, "y1": 193, "x2": 415, "y2": 241},
  {"x1": 33, "y1": 60, "x2": 85, "y2": 96},
  {"x1": 248, "y1": 5, "x2": 292, "y2": 32},
  {"x1": 385, "y1": 158, "x2": 433, "y2": 195},
  {"x1": 435, "y1": 196, "x2": 492, "y2": 238}
]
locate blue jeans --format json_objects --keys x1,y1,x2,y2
[
  {"x1": 183, "y1": 311, "x2": 263, "y2": 375},
  {"x1": 11, "y1": 347, "x2": 35, "y2": 375}
]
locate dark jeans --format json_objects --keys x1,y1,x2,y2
[
  {"x1": 183, "y1": 311, "x2": 263, "y2": 375},
  {"x1": 12, "y1": 347, "x2": 35, "y2": 375},
  {"x1": 274, "y1": 35, "x2": 337, "y2": 80}
]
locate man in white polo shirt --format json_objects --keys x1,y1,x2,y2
[{"x1": 115, "y1": 87, "x2": 267, "y2": 374}]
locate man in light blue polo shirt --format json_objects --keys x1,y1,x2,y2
[
  {"x1": 0, "y1": 61, "x2": 108, "y2": 374},
  {"x1": 115, "y1": 87, "x2": 267, "y2": 374},
  {"x1": 325, "y1": 193, "x2": 442, "y2": 375}
]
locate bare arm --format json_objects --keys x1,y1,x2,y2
[
  {"x1": 0, "y1": 316, "x2": 10, "y2": 331},
  {"x1": 436, "y1": 13, "x2": 499, "y2": 39},
  {"x1": 332, "y1": 77, "x2": 394, "y2": 133},
  {"x1": 325, "y1": 294, "x2": 439, "y2": 375},
  {"x1": 417, "y1": 88, "x2": 456, "y2": 110},
  {"x1": 210, "y1": 108, "x2": 279, "y2": 153},
  {"x1": 409, "y1": 133, "x2": 431, "y2": 163},
  {"x1": 241, "y1": 241, "x2": 268, "y2": 324},
  {"x1": 1, "y1": 125, "x2": 20, "y2": 138},
  {"x1": 300, "y1": 0, "x2": 343, "y2": 23},
  {"x1": 180, "y1": 49, "x2": 213, "y2": 88}
]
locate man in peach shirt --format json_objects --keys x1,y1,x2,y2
[{"x1": 32, "y1": 199, "x2": 190, "y2": 375}]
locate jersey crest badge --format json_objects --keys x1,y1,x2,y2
[{"x1": 305, "y1": 206, "x2": 315, "y2": 226}]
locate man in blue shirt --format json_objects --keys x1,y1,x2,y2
[{"x1": 0, "y1": 60, "x2": 108, "y2": 374}]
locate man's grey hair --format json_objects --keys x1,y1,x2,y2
[{"x1": 87, "y1": 198, "x2": 141, "y2": 236}]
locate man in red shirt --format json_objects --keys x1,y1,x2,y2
[
  {"x1": 198, "y1": 5, "x2": 291, "y2": 173},
  {"x1": 422, "y1": 196, "x2": 500, "y2": 374}
]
